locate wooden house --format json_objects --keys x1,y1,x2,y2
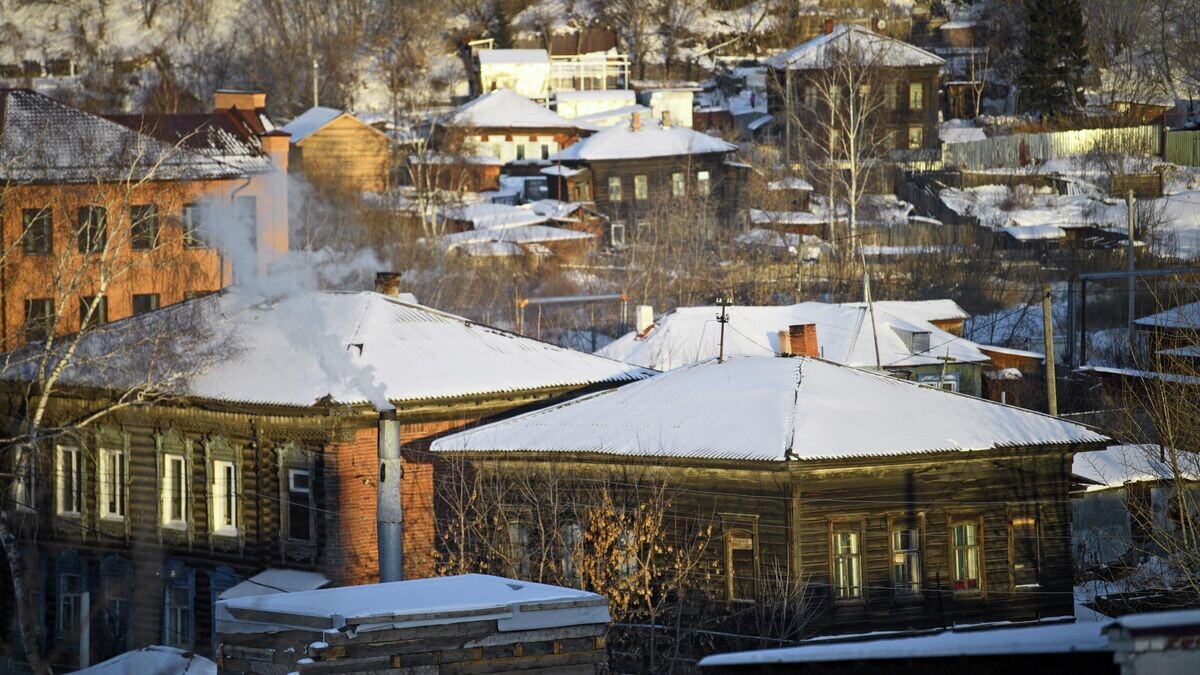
[
  {"x1": 0, "y1": 286, "x2": 649, "y2": 670},
  {"x1": 215, "y1": 574, "x2": 610, "y2": 674},
  {"x1": 0, "y1": 89, "x2": 289, "y2": 350},
  {"x1": 598, "y1": 300, "x2": 989, "y2": 396},
  {"x1": 1134, "y1": 300, "x2": 1200, "y2": 368},
  {"x1": 544, "y1": 112, "x2": 746, "y2": 233},
  {"x1": 440, "y1": 89, "x2": 592, "y2": 167},
  {"x1": 431, "y1": 356, "x2": 1110, "y2": 641},
  {"x1": 977, "y1": 344, "x2": 1046, "y2": 410},
  {"x1": 766, "y1": 24, "x2": 944, "y2": 164},
  {"x1": 281, "y1": 107, "x2": 393, "y2": 194}
]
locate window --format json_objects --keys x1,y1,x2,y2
[
  {"x1": 99, "y1": 556, "x2": 132, "y2": 657},
  {"x1": 697, "y1": 170, "x2": 711, "y2": 196},
  {"x1": 130, "y1": 204, "x2": 159, "y2": 250},
  {"x1": 24, "y1": 298, "x2": 55, "y2": 342},
  {"x1": 507, "y1": 520, "x2": 530, "y2": 577},
  {"x1": 804, "y1": 86, "x2": 818, "y2": 109},
  {"x1": 162, "y1": 562, "x2": 194, "y2": 649},
  {"x1": 11, "y1": 446, "x2": 35, "y2": 512},
  {"x1": 78, "y1": 206, "x2": 107, "y2": 252},
  {"x1": 634, "y1": 175, "x2": 648, "y2": 200},
  {"x1": 562, "y1": 522, "x2": 582, "y2": 586},
  {"x1": 909, "y1": 81, "x2": 925, "y2": 110},
  {"x1": 891, "y1": 528, "x2": 921, "y2": 596},
  {"x1": 57, "y1": 445, "x2": 82, "y2": 516},
  {"x1": 607, "y1": 176, "x2": 623, "y2": 202},
  {"x1": 831, "y1": 530, "x2": 862, "y2": 599},
  {"x1": 79, "y1": 295, "x2": 108, "y2": 328},
  {"x1": 884, "y1": 84, "x2": 897, "y2": 110},
  {"x1": 1011, "y1": 516, "x2": 1041, "y2": 587},
  {"x1": 610, "y1": 221, "x2": 627, "y2": 248},
  {"x1": 161, "y1": 454, "x2": 186, "y2": 528},
  {"x1": 908, "y1": 125, "x2": 924, "y2": 149},
  {"x1": 540, "y1": 144, "x2": 551, "y2": 160},
  {"x1": 952, "y1": 521, "x2": 982, "y2": 591},
  {"x1": 671, "y1": 172, "x2": 686, "y2": 198},
  {"x1": 287, "y1": 469, "x2": 313, "y2": 541},
  {"x1": 182, "y1": 203, "x2": 207, "y2": 248},
  {"x1": 516, "y1": 143, "x2": 526, "y2": 160},
  {"x1": 57, "y1": 573, "x2": 84, "y2": 637},
  {"x1": 22, "y1": 208, "x2": 52, "y2": 254},
  {"x1": 724, "y1": 517, "x2": 759, "y2": 603},
  {"x1": 132, "y1": 293, "x2": 160, "y2": 315},
  {"x1": 99, "y1": 446, "x2": 127, "y2": 520},
  {"x1": 211, "y1": 460, "x2": 238, "y2": 535}
]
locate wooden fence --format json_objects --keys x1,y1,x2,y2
[
  {"x1": 944, "y1": 125, "x2": 1161, "y2": 170},
  {"x1": 1166, "y1": 130, "x2": 1200, "y2": 166}
]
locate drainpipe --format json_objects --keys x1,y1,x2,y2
[{"x1": 377, "y1": 408, "x2": 403, "y2": 583}]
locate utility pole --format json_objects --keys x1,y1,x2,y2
[
  {"x1": 1042, "y1": 283, "x2": 1058, "y2": 416},
  {"x1": 716, "y1": 294, "x2": 732, "y2": 363},
  {"x1": 312, "y1": 59, "x2": 320, "y2": 108},
  {"x1": 1126, "y1": 189, "x2": 1136, "y2": 345},
  {"x1": 785, "y1": 68, "x2": 793, "y2": 166},
  {"x1": 860, "y1": 246, "x2": 881, "y2": 369}
]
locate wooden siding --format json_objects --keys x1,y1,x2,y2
[{"x1": 292, "y1": 115, "x2": 392, "y2": 194}]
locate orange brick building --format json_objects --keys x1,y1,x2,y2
[
  {"x1": 0, "y1": 88, "x2": 288, "y2": 350},
  {"x1": 0, "y1": 285, "x2": 648, "y2": 669}
]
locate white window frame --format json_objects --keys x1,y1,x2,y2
[
  {"x1": 633, "y1": 175, "x2": 648, "y2": 201},
  {"x1": 99, "y1": 446, "x2": 127, "y2": 520},
  {"x1": 286, "y1": 468, "x2": 314, "y2": 542},
  {"x1": 671, "y1": 172, "x2": 686, "y2": 198},
  {"x1": 697, "y1": 170, "x2": 711, "y2": 196},
  {"x1": 161, "y1": 454, "x2": 187, "y2": 528},
  {"x1": 909, "y1": 81, "x2": 925, "y2": 110},
  {"x1": 210, "y1": 460, "x2": 238, "y2": 536},
  {"x1": 832, "y1": 529, "x2": 862, "y2": 600},
  {"x1": 607, "y1": 176, "x2": 623, "y2": 202},
  {"x1": 57, "y1": 445, "x2": 82, "y2": 516}
]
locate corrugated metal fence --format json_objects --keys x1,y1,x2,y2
[
  {"x1": 944, "y1": 125, "x2": 1161, "y2": 170},
  {"x1": 1165, "y1": 130, "x2": 1200, "y2": 166}
]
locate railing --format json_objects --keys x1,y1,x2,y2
[{"x1": 549, "y1": 54, "x2": 630, "y2": 91}]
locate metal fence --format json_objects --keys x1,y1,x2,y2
[
  {"x1": 944, "y1": 125, "x2": 1161, "y2": 170},
  {"x1": 1166, "y1": 130, "x2": 1200, "y2": 166}
]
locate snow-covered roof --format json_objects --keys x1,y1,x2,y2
[
  {"x1": 767, "y1": 177, "x2": 814, "y2": 191},
  {"x1": 1135, "y1": 300, "x2": 1200, "y2": 329},
  {"x1": 282, "y1": 106, "x2": 345, "y2": 143},
  {"x1": 1106, "y1": 607, "x2": 1200, "y2": 634},
  {"x1": 698, "y1": 619, "x2": 1108, "y2": 667},
  {"x1": 477, "y1": 49, "x2": 550, "y2": 65},
  {"x1": 750, "y1": 209, "x2": 824, "y2": 225},
  {"x1": 442, "y1": 202, "x2": 551, "y2": 229},
  {"x1": 977, "y1": 344, "x2": 1045, "y2": 360},
  {"x1": 851, "y1": 299, "x2": 971, "y2": 323},
  {"x1": 597, "y1": 301, "x2": 987, "y2": 371},
  {"x1": 554, "y1": 90, "x2": 637, "y2": 103},
  {"x1": 1073, "y1": 444, "x2": 1195, "y2": 491},
  {"x1": 0, "y1": 290, "x2": 650, "y2": 408},
  {"x1": 219, "y1": 574, "x2": 609, "y2": 633},
  {"x1": 0, "y1": 89, "x2": 241, "y2": 183},
  {"x1": 940, "y1": 124, "x2": 987, "y2": 144},
  {"x1": 75, "y1": 646, "x2": 216, "y2": 675},
  {"x1": 448, "y1": 89, "x2": 586, "y2": 129},
  {"x1": 218, "y1": 569, "x2": 329, "y2": 602},
  {"x1": 549, "y1": 117, "x2": 736, "y2": 161},
  {"x1": 1001, "y1": 224, "x2": 1067, "y2": 241},
  {"x1": 431, "y1": 356, "x2": 1108, "y2": 462},
  {"x1": 442, "y1": 224, "x2": 593, "y2": 251},
  {"x1": 571, "y1": 104, "x2": 653, "y2": 128},
  {"x1": 766, "y1": 24, "x2": 945, "y2": 71}
]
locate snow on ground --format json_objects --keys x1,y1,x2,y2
[
  {"x1": 1154, "y1": 190, "x2": 1200, "y2": 258},
  {"x1": 940, "y1": 119, "x2": 987, "y2": 143},
  {"x1": 74, "y1": 645, "x2": 216, "y2": 675},
  {"x1": 940, "y1": 185, "x2": 1126, "y2": 230}
]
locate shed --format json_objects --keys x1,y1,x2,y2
[
  {"x1": 216, "y1": 574, "x2": 610, "y2": 674},
  {"x1": 282, "y1": 107, "x2": 392, "y2": 194}
]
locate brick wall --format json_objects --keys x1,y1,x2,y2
[{"x1": 322, "y1": 418, "x2": 475, "y2": 586}]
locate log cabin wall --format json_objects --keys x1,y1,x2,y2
[
  {"x1": 584, "y1": 152, "x2": 745, "y2": 228},
  {"x1": 290, "y1": 115, "x2": 392, "y2": 194}
]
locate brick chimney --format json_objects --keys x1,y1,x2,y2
[
  {"x1": 631, "y1": 112, "x2": 642, "y2": 132},
  {"x1": 824, "y1": 18, "x2": 835, "y2": 35},
  {"x1": 375, "y1": 272, "x2": 403, "y2": 298},
  {"x1": 256, "y1": 130, "x2": 290, "y2": 275},
  {"x1": 661, "y1": 110, "x2": 671, "y2": 128},
  {"x1": 788, "y1": 323, "x2": 819, "y2": 357},
  {"x1": 259, "y1": 130, "x2": 290, "y2": 172},
  {"x1": 213, "y1": 89, "x2": 267, "y2": 111}
]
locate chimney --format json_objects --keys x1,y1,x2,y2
[
  {"x1": 631, "y1": 112, "x2": 642, "y2": 131},
  {"x1": 824, "y1": 18, "x2": 835, "y2": 35},
  {"x1": 635, "y1": 305, "x2": 655, "y2": 336},
  {"x1": 213, "y1": 89, "x2": 267, "y2": 111},
  {"x1": 377, "y1": 408, "x2": 404, "y2": 583},
  {"x1": 777, "y1": 330, "x2": 793, "y2": 356},
  {"x1": 375, "y1": 272, "x2": 403, "y2": 298},
  {"x1": 788, "y1": 323, "x2": 819, "y2": 358},
  {"x1": 661, "y1": 110, "x2": 671, "y2": 128},
  {"x1": 259, "y1": 130, "x2": 290, "y2": 173},
  {"x1": 256, "y1": 130, "x2": 290, "y2": 276}
]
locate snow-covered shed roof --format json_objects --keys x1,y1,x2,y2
[
  {"x1": 75, "y1": 646, "x2": 216, "y2": 675},
  {"x1": 1135, "y1": 300, "x2": 1200, "y2": 329},
  {"x1": 0, "y1": 290, "x2": 650, "y2": 408},
  {"x1": 218, "y1": 569, "x2": 329, "y2": 602},
  {"x1": 766, "y1": 24, "x2": 945, "y2": 71},
  {"x1": 596, "y1": 301, "x2": 987, "y2": 371},
  {"x1": 442, "y1": 201, "x2": 551, "y2": 229},
  {"x1": 218, "y1": 574, "x2": 609, "y2": 633},
  {"x1": 549, "y1": 117, "x2": 736, "y2": 161},
  {"x1": 477, "y1": 49, "x2": 550, "y2": 65},
  {"x1": 431, "y1": 356, "x2": 1109, "y2": 462},
  {"x1": 848, "y1": 299, "x2": 971, "y2": 323},
  {"x1": 282, "y1": 106, "x2": 345, "y2": 143},
  {"x1": 0, "y1": 89, "x2": 242, "y2": 183},
  {"x1": 1073, "y1": 444, "x2": 1195, "y2": 491},
  {"x1": 442, "y1": 224, "x2": 593, "y2": 252},
  {"x1": 448, "y1": 89, "x2": 587, "y2": 130},
  {"x1": 767, "y1": 177, "x2": 814, "y2": 191},
  {"x1": 698, "y1": 619, "x2": 1109, "y2": 667},
  {"x1": 1001, "y1": 224, "x2": 1067, "y2": 241},
  {"x1": 571, "y1": 104, "x2": 653, "y2": 129}
]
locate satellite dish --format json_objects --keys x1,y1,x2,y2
[{"x1": 876, "y1": 18, "x2": 887, "y2": 31}]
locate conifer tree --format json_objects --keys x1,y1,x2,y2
[
  {"x1": 491, "y1": 3, "x2": 515, "y2": 50},
  {"x1": 1018, "y1": 0, "x2": 1090, "y2": 118}
]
